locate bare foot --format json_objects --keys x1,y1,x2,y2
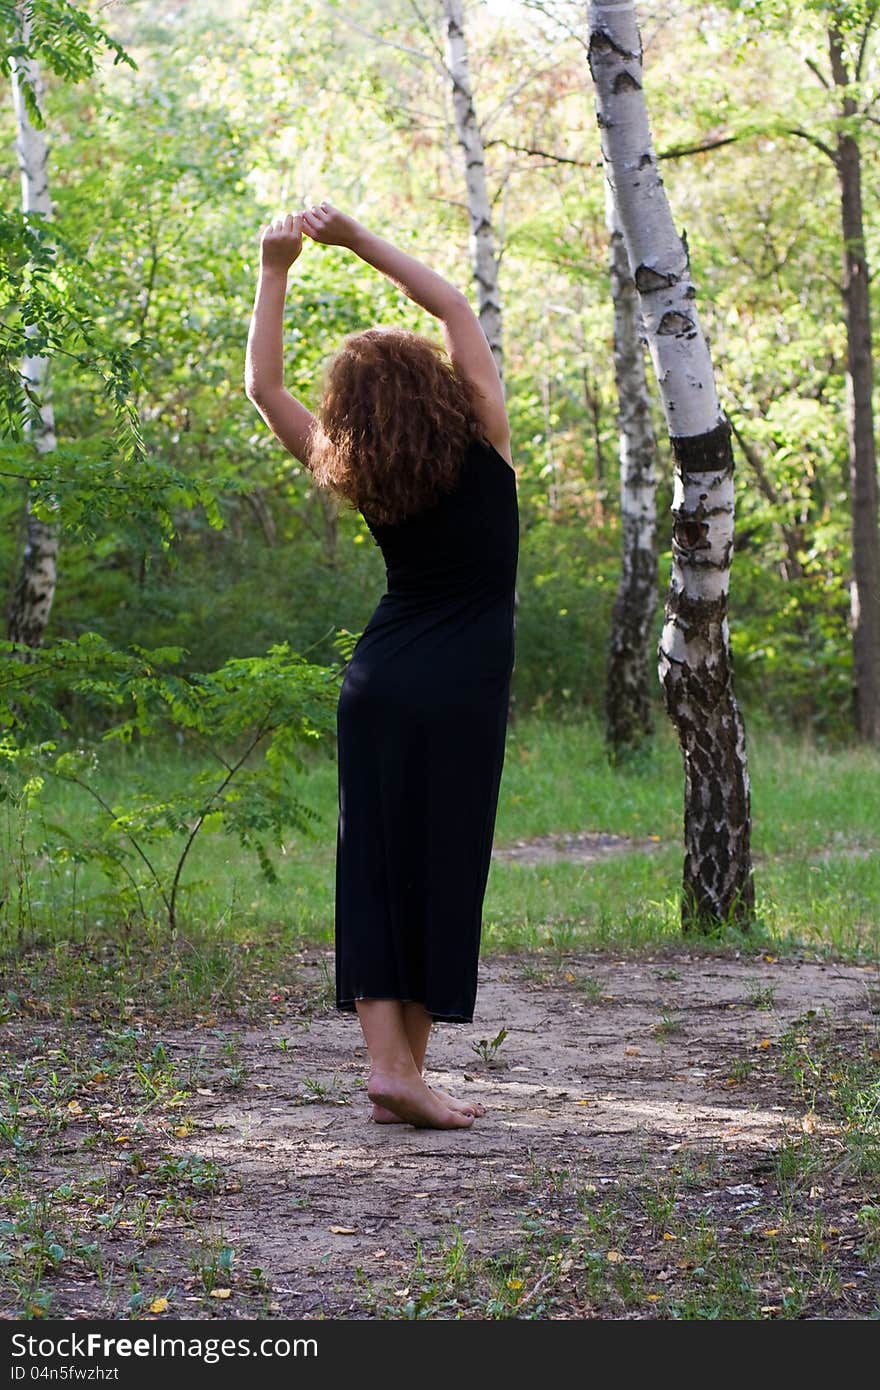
[
  {"x1": 367, "y1": 1071, "x2": 474, "y2": 1129},
  {"x1": 372, "y1": 1084, "x2": 485, "y2": 1125}
]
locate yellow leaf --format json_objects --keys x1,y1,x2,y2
[
  {"x1": 209, "y1": 1289, "x2": 232, "y2": 1299},
  {"x1": 329, "y1": 1226, "x2": 357, "y2": 1235},
  {"x1": 564, "y1": 971, "x2": 575, "y2": 983},
  {"x1": 646, "y1": 1293, "x2": 661, "y2": 1301},
  {"x1": 67, "y1": 1100, "x2": 83, "y2": 1115},
  {"x1": 762, "y1": 1229, "x2": 779, "y2": 1237},
  {"x1": 149, "y1": 1297, "x2": 169, "y2": 1314},
  {"x1": 606, "y1": 1250, "x2": 623, "y2": 1263},
  {"x1": 576, "y1": 1099, "x2": 590, "y2": 1106},
  {"x1": 763, "y1": 954, "x2": 777, "y2": 963},
  {"x1": 172, "y1": 1125, "x2": 192, "y2": 1138},
  {"x1": 114, "y1": 1134, "x2": 131, "y2": 1143},
  {"x1": 757, "y1": 1038, "x2": 772, "y2": 1049},
  {"x1": 662, "y1": 1232, "x2": 676, "y2": 1241}
]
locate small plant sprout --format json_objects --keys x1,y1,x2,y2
[{"x1": 471, "y1": 1027, "x2": 508, "y2": 1064}]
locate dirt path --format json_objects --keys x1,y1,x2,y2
[
  {"x1": 173, "y1": 953, "x2": 878, "y2": 1316},
  {"x1": 4, "y1": 950, "x2": 878, "y2": 1319}
]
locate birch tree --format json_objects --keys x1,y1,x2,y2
[
  {"x1": 587, "y1": 0, "x2": 754, "y2": 928},
  {"x1": 7, "y1": 6, "x2": 57, "y2": 649},
  {"x1": 605, "y1": 188, "x2": 658, "y2": 757},
  {"x1": 441, "y1": 0, "x2": 504, "y2": 378},
  {"x1": 826, "y1": 9, "x2": 880, "y2": 742}
]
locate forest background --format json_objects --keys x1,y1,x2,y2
[{"x1": 2, "y1": 0, "x2": 880, "y2": 1323}]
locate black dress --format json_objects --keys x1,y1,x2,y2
[{"x1": 334, "y1": 434, "x2": 519, "y2": 1024}]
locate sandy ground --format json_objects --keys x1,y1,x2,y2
[{"x1": 167, "y1": 951, "x2": 878, "y2": 1316}]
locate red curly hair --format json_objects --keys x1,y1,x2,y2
[{"x1": 308, "y1": 327, "x2": 484, "y2": 526}]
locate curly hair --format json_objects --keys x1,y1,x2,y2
[{"x1": 308, "y1": 327, "x2": 484, "y2": 526}]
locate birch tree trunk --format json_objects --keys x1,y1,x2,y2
[
  {"x1": 441, "y1": 0, "x2": 504, "y2": 378},
  {"x1": 7, "y1": 13, "x2": 58, "y2": 650},
  {"x1": 828, "y1": 22, "x2": 880, "y2": 743},
  {"x1": 605, "y1": 188, "x2": 658, "y2": 757},
  {"x1": 588, "y1": 0, "x2": 754, "y2": 928}
]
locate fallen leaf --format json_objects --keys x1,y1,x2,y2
[
  {"x1": 209, "y1": 1289, "x2": 232, "y2": 1300},
  {"x1": 576, "y1": 1099, "x2": 590, "y2": 1107},
  {"x1": 646, "y1": 1293, "x2": 661, "y2": 1301},
  {"x1": 67, "y1": 1100, "x2": 83, "y2": 1115},
  {"x1": 757, "y1": 1038, "x2": 772, "y2": 1050},
  {"x1": 762, "y1": 1229, "x2": 779, "y2": 1237},
  {"x1": 662, "y1": 1232, "x2": 676, "y2": 1241},
  {"x1": 329, "y1": 1226, "x2": 357, "y2": 1235},
  {"x1": 763, "y1": 955, "x2": 777, "y2": 963},
  {"x1": 624, "y1": 1047, "x2": 640, "y2": 1056},
  {"x1": 606, "y1": 1250, "x2": 623, "y2": 1263},
  {"x1": 172, "y1": 1125, "x2": 192, "y2": 1138},
  {"x1": 801, "y1": 1111, "x2": 819, "y2": 1134},
  {"x1": 114, "y1": 1135, "x2": 131, "y2": 1144},
  {"x1": 149, "y1": 1297, "x2": 169, "y2": 1314}
]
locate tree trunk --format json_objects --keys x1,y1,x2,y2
[
  {"x1": 7, "y1": 12, "x2": 58, "y2": 650},
  {"x1": 441, "y1": 0, "x2": 504, "y2": 378},
  {"x1": 588, "y1": 1, "x2": 754, "y2": 929},
  {"x1": 829, "y1": 24, "x2": 880, "y2": 742},
  {"x1": 605, "y1": 188, "x2": 658, "y2": 757}
]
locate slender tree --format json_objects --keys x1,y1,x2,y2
[
  {"x1": 587, "y1": 0, "x2": 754, "y2": 929},
  {"x1": 7, "y1": 4, "x2": 58, "y2": 649},
  {"x1": 441, "y1": 0, "x2": 504, "y2": 378},
  {"x1": 605, "y1": 188, "x2": 658, "y2": 757},
  {"x1": 826, "y1": 12, "x2": 880, "y2": 741}
]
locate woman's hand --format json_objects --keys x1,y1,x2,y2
[
  {"x1": 301, "y1": 200, "x2": 361, "y2": 249},
  {"x1": 260, "y1": 212, "x2": 304, "y2": 273}
]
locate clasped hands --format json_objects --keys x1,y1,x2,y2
[{"x1": 259, "y1": 201, "x2": 358, "y2": 272}]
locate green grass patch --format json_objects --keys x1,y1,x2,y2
[{"x1": 2, "y1": 717, "x2": 878, "y2": 1020}]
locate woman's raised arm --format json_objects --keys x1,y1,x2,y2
[
  {"x1": 302, "y1": 202, "x2": 510, "y2": 460},
  {"x1": 244, "y1": 213, "x2": 317, "y2": 467}
]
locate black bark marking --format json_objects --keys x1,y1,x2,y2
[
  {"x1": 670, "y1": 420, "x2": 733, "y2": 471},
  {"x1": 588, "y1": 30, "x2": 639, "y2": 68},
  {"x1": 657, "y1": 310, "x2": 696, "y2": 336},
  {"x1": 613, "y1": 70, "x2": 642, "y2": 94},
  {"x1": 635, "y1": 264, "x2": 677, "y2": 292},
  {"x1": 672, "y1": 517, "x2": 710, "y2": 551}
]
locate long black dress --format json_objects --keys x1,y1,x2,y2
[{"x1": 334, "y1": 434, "x2": 519, "y2": 1024}]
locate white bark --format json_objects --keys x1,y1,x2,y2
[
  {"x1": 588, "y1": 0, "x2": 753, "y2": 927},
  {"x1": 605, "y1": 186, "x2": 658, "y2": 753},
  {"x1": 8, "y1": 9, "x2": 59, "y2": 650},
  {"x1": 442, "y1": 0, "x2": 504, "y2": 379}
]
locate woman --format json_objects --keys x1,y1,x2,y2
[{"x1": 245, "y1": 203, "x2": 518, "y2": 1130}]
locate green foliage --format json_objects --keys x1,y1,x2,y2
[
  {"x1": 2, "y1": 0, "x2": 877, "y2": 743},
  {"x1": 0, "y1": 0, "x2": 135, "y2": 122},
  {"x1": 0, "y1": 636, "x2": 340, "y2": 935}
]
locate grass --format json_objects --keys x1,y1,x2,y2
[
  {"x1": 355, "y1": 1009, "x2": 880, "y2": 1321},
  {"x1": 2, "y1": 709, "x2": 878, "y2": 1318},
  {"x1": 2, "y1": 716, "x2": 879, "y2": 1021}
]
